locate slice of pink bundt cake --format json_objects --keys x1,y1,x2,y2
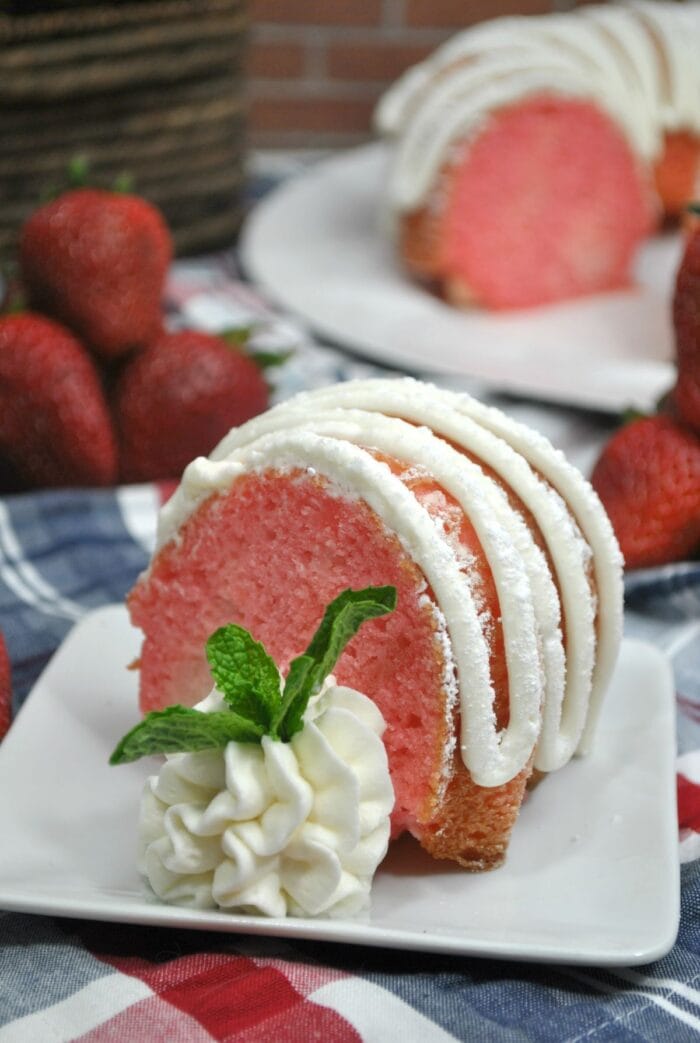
[
  {"x1": 377, "y1": 1, "x2": 700, "y2": 310},
  {"x1": 128, "y1": 378, "x2": 623, "y2": 870}
]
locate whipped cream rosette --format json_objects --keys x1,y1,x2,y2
[
  {"x1": 111, "y1": 586, "x2": 397, "y2": 918},
  {"x1": 139, "y1": 681, "x2": 393, "y2": 917}
]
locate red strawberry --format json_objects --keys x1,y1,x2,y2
[
  {"x1": 113, "y1": 329, "x2": 269, "y2": 482},
  {"x1": 0, "y1": 314, "x2": 118, "y2": 487},
  {"x1": 19, "y1": 189, "x2": 171, "y2": 359},
  {"x1": 0, "y1": 631, "x2": 11, "y2": 741},
  {"x1": 591, "y1": 414, "x2": 700, "y2": 569},
  {"x1": 672, "y1": 215, "x2": 700, "y2": 433}
]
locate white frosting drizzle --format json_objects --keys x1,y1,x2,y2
[
  {"x1": 162, "y1": 427, "x2": 534, "y2": 787},
  {"x1": 153, "y1": 378, "x2": 622, "y2": 782},
  {"x1": 375, "y1": 1, "x2": 700, "y2": 211},
  {"x1": 257, "y1": 378, "x2": 621, "y2": 758},
  {"x1": 271, "y1": 412, "x2": 546, "y2": 767},
  {"x1": 628, "y1": 1, "x2": 700, "y2": 131},
  {"x1": 583, "y1": 5, "x2": 664, "y2": 124},
  {"x1": 216, "y1": 405, "x2": 573, "y2": 772},
  {"x1": 139, "y1": 681, "x2": 394, "y2": 918},
  {"x1": 449, "y1": 390, "x2": 624, "y2": 754},
  {"x1": 213, "y1": 381, "x2": 606, "y2": 772}
]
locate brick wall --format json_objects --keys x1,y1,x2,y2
[{"x1": 247, "y1": 0, "x2": 579, "y2": 147}]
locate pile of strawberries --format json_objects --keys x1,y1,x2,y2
[
  {"x1": 592, "y1": 211, "x2": 700, "y2": 569},
  {"x1": 0, "y1": 188, "x2": 270, "y2": 490}
]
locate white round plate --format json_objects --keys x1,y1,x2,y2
[{"x1": 240, "y1": 144, "x2": 682, "y2": 414}]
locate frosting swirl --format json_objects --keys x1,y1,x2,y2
[{"x1": 138, "y1": 681, "x2": 394, "y2": 918}]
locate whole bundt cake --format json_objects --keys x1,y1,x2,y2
[{"x1": 375, "y1": 1, "x2": 700, "y2": 310}]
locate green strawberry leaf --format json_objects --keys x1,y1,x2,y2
[
  {"x1": 220, "y1": 326, "x2": 254, "y2": 347},
  {"x1": 109, "y1": 704, "x2": 264, "y2": 765},
  {"x1": 250, "y1": 349, "x2": 294, "y2": 370},
  {"x1": 205, "y1": 624, "x2": 281, "y2": 728},
  {"x1": 273, "y1": 585, "x2": 397, "y2": 741},
  {"x1": 219, "y1": 328, "x2": 294, "y2": 370},
  {"x1": 67, "y1": 154, "x2": 90, "y2": 188},
  {"x1": 112, "y1": 172, "x2": 135, "y2": 194},
  {"x1": 0, "y1": 263, "x2": 26, "y2": 316}
]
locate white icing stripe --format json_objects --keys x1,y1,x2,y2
[
  {"x1": 161, "y1": 378, "x2": 621, "y2": 779},
  {"x1": 216, "y1": 402, "x2": 567, "y2": 772},
  {"x1": 290, "y1": 379, "x2": 619, "y2": 758},
  {"x1": 170, "y1": 428, "x2": 534, "y2": 787},
  {"x1": 249, "y1": 409, "x2": 564, "y2": 766},
  {"x1": 238, "y1": 411, "x2": 546, "y2": 775},
  {"x1": 450, "y1": 391, "x2": 624, "y2": 754},
  {"x1": 628, "y1": 0, "x2": 700, "y2": 130},
  {"x1": 376, "y1": 0, "x2": 700, "y2": 211},
  {"x1": 214, "y1": 382, "x2": 600, "y2": 774},
  {"x1": 583, "y1": 5, "x2": 664, "y2": 121}
]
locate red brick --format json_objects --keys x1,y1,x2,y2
[
  {"x1": 251, "y1": 0, "x2": 382, "y2": 27},
  {"x1": 326, "y1": 40, "x2": 438, "y2": 83},
  {"x1": 405, "y1": 0, "x2": 553, "y2": 29},
  {"x1": 247, "y1": 41, "x2": 306, "y2": 78},
  {"x1": 249, "y1": 94, "x2": 377, "y2": 134}
]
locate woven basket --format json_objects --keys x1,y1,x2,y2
[{"x1": 0, "y1": 0, "x2": 248, "y2": 260}]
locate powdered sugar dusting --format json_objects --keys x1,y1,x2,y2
[{"x1": 419, "y1": 592, "x2": 459, "y2": 806}]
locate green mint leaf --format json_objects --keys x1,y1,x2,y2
[
  {"x1": 272, "y1": 654, "x2": 314, "y2": 740},
  {"x1": 274, "y1": 585, "x2": 397, "y2": 741},
  {"x1": 206, "y1": 625, "x2": 281, "y2": 729},
  {"x1": 109, "y1": 704, "x2": 264, "y2": 765}
]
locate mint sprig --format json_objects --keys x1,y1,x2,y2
[
  {"x1": 109, "y1": 705, "x2": 264, "y2": 764},
  {"x1": 110, "y1": 585, "x2": 396, "y2": 765},
  {"x1": 206, "y1": 625, "x2": 280, "y2": 729}
]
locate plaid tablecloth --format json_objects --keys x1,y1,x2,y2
[{"x1": 1, "y1": 175, "x2": 700, "y2": 1041}]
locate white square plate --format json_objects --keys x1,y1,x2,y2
[{"x1": 0, "y1": 605, "x2": 680, "y2": 964}]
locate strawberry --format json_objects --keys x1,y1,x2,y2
[
  {"x1": 0, "y1": 631, "x2": 11, "y2": 741},
  {"x1": 113, "y1": 329, "x2": 269, "y2": 482},
  {"x1": 19, "y1": 189, "x2": 171, "y2": 359},
  {"x1": 0, "y1": 314, "x2": 118, "y2": 487},
  {"x1": 591, "y1": 414, "x2": 700, "y2": 569},
  {"x1": 672, "y1": 217, "x2": 700, "y2": 433}
]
